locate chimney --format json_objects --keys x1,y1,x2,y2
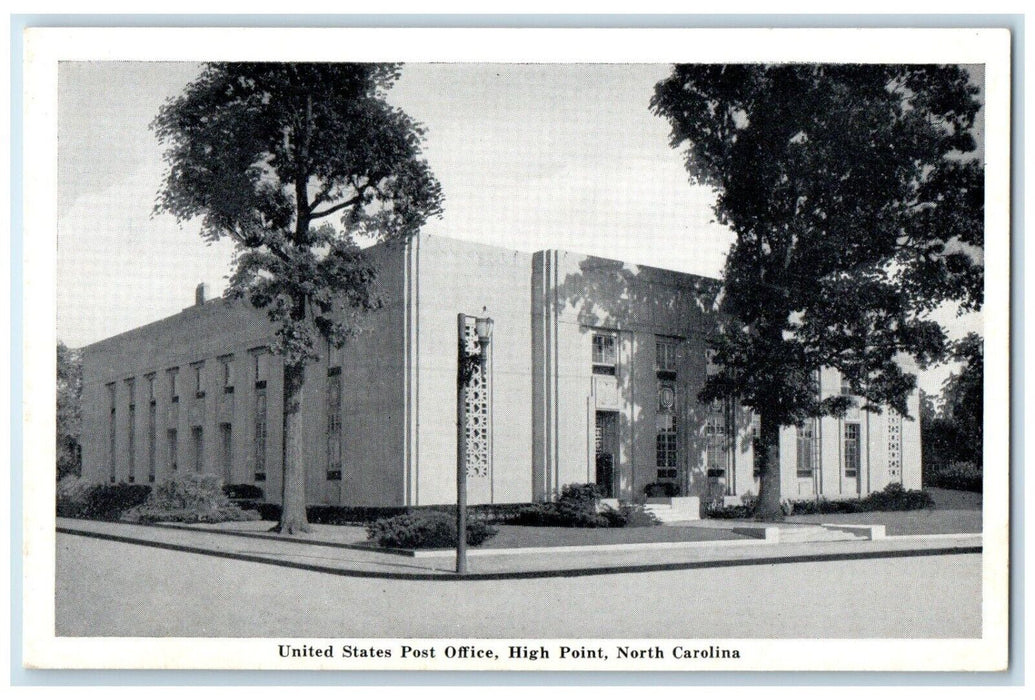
[{"x1": 195, "y1": 282, "x2": 207, "y2": 306}]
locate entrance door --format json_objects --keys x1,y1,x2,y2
[{"x1": 595, "y1": 411, "x2": 618, "y2": 498}]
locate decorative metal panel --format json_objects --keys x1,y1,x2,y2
[
  {"x1": 463, "y1": 318, "x2": 491, "y2": 478},
  {"x1": 887, "y1": 411, "x2": 902, "y2": 480}
]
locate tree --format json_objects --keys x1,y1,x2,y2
[
  {"x1": 941, "y1": 331, "x2": 984, "y2": 466},
  {"x1": 152, "y1": 63, "x2": 443, "y2": 533},
  {"x1": 57, "y1": 341, "x2": 82, "y2": 479},
  {"x1": 652, "y1": 65, "x2": 983, "y2": 519}
]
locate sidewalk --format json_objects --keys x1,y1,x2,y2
[{"x1": 56, "y1": 517, "x2": 982, "y2": 580}]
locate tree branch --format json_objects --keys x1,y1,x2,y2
[{"x1": 310, "y1": 193, "x2": 365, "y2": 220}]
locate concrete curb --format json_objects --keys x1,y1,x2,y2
[{"x1": 57, "y1": 525, "x2": 982, "y2": 582}]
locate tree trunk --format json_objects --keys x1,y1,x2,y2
[
  {"x1": 275, "y1": 360, "x2": 311, "y2": 534},
  {"x1": 755, "y1": 409, "x2": 785, "y2": 521}
]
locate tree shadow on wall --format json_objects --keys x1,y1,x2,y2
[{"x1": 545, "y1": 254, "x2": 758, "y2": 503}]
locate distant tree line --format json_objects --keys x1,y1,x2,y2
[
  {"x1": 921, "y1": 332, "x2": 983, "y2": 490},
  {"x1": 57, "y1": 341, "x2": 82, "y2": 480}
]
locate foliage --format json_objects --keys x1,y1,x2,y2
[
  {"x1": 122, "y1": 474, "x2": 260, "y2": 524},
  {"x1": 644, "y1": 482, "x2": 680, "y2": 498},
  {"x1": 921, "y1": 332, "x2": 984, "y2": 486},
  {"x1": 508, "y1": 483, "x2": 657, "y2": 528},
  {"x1": 926, "y1": 461, "x2": 983, "y2": 493},
  {"x1": 152, "y1": 63, "x2": 443, "y2": 533},
  {"x1": 223, "y1": 483, "x2": 265, "y2": 502},
  {"x1": 57, "y1": 341, "x2": 82, "y2": 479},
  {"x1": 365, "y1": 511, "x2": 498, "y2": 549},
  {"x1": 652, "y1": 64, "x2": 984, "y2": 518},
  {"x1": 57, "y1": 478, "x2": 153, "y2": 520},
  {"x1": 705, "y1": 483, "x2": 934, "y2": 519}
]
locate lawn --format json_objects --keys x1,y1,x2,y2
[
  {"x1": 784, "y1": 487, "x2": 982, "y2": 536},
  {"x1": 481, "y1": 524, "x2": 750, "y2": 549}
]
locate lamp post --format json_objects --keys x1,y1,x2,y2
[{"x1": 456, "y1": 312, "x2": 493, "y2": 575}]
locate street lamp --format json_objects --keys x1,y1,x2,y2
[{"x1": 456, "y1": 311, "x2": 493, "y2": 575}]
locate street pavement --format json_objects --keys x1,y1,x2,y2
[{"x1": 55, "y1": 528, "x2": 982, "y2": 638}]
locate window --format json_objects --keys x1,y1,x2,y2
[
  {"x1": 655, "y1": 383, "x2": 677, "y2": 479},
  {"x1": 751, "y1": 413, "x2": 762, "y2": 478},
  {"x1": 167, "y1": 429, "x2": 178, "y2": 471},
  {"x1": 147, "y1": 400, "x2": 156, "y2": 483},
  {"x1": 220, "y1": 355, "x2": 234, "y2": 393},
  {"x1": 168, "y1": 368, "x2": 179, "y2": 403},
  {"x1": 705, "y1": 399, "x2": 728, "y2": 478},
  {"x1": 191, "y1": 426, "x2": 204, "y2": 473},
  {"x1": 841, "y1": 373, "x2": 852, "y2": 396},
  {"x1": 107, "y1": 383, "x2": 116, "y2": 482},
  {"x1": 796, "y1": 420, "x2": 818, "y2": 478},
  {"x1": 253, "y1": 349, "x2": 269, "y2": 387},
  {"x1": 220, "y1": 423, "x2": 233, "y2": 482},
  {"x1": 656, "y1": 338, "x2": 678, "y2": 379},
  {"x1": 844, "y1": 422, "x2": 860, "y2": 478},
  {"x1": 127, "y1": 402, "x2": 136, "y2": 483},
  {"x1": 326, "y1": 370, "x2": 343, "y2": 480},
  {"x1": 146, "y1": 373, "x2": 155, "y2": 403},
  {"x1": 254, "y1": 384, "x2": 267, "y2": 481},
  {"x1": 592, "y1": 332, "x2": 617, "y2": 375},
  {"x1": 192, "y1": 362, "x2": 205, "y2": 398}
]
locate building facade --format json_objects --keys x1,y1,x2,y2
[{"x1": 80, "y1": 234, "x2": 921, "y2": 507}]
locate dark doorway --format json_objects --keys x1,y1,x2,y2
[{"x1": 595, "y1": 411, "x2": 618, "y2": 498}]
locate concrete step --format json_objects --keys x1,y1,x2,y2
[
  {"x1": 642, "y1": 503, "x2": 701, "y2": 523},
  {"x1": 731, "y1": 524, "x2": 872, "y2": 543}
]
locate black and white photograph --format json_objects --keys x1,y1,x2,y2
[{"x1": 21, "y1": 26, "x2": 1011, "y2": 672}]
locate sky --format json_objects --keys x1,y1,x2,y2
[{"x1": 56, "y1": 61, "x2": 981, "y2": 395}]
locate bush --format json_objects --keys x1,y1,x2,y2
[
  {"x1": 787, "y1": 483, "x2": 934, "y2": 515},
  {"x1": 365, "y1": 511, "x2": 498, "y2": 549},
  {"x1": 56, "y1": 475, "x2": 99, "y2": 517},
  {"x1": 644, "y1": 482, "x2": 680, "y2": 498},
  {"x1": 57, "y1": 479, "x2": 152, "y2": 520},
  {"x1": 601, "y1": 503, "x2": 661, "y2": 528},
  {"x1": 508, "y1": 483, "x2": 657, "y2": 528},
  {"x1": 223, "y1": 483, "x2": 265, "y2": 501},
  {"x1": 121, "y1": 474, "x2": 260, "y2": 524},
  {"x1": 704, "y1": 503, "x2": 753, "y2": 519},
  {"x1": 927, "y1": 462, "x2": 983, "y2": 492}
]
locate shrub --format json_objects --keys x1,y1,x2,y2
[
  {"x1": 927, "y1": 462, "x2": 983, "y2": 493},
  {"x1": 58, "y1": 481, "x2": 152, "y2": 520},
  {"x1": 644, "y1": 482, "x2": 680, "y2": 498},
  {"x1": 56, "y1": 475, "x2": 99, "y2": 517},
  {"x1": 787, "y1": 483, "x2": 934, "y2": 515},
  {"x1": 602, "y1": 503, "x2": 660, "y2": 528},
  {"x1": 508, "y1": 483, "x2": 658, "y2": 528},
  {"x1": 704, "y1": 503, "x2": 753, "y2": 519},
  {"x1": 121, "y1": 474, "x2": 260, "y2": 524},
  {"x1": 222, "y1": 483, "x2": 265, "y2": 501},
  {"x1": 365, "y1": 511, "x2": 498, "y2": 549}
]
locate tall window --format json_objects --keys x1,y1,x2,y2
[
  {"x1": 220, "y1": 355, "x2": 234, "y2": 393},
  {"x1": 147, "y1": 398, "x2": 156, "y2": 482},
  {"x1": 254, "y1": 385, "x2": 267, "y2": 481},
  {"x1": 169, "y1": 368, "x2": 179, "y2": 403},
  {"x1": 656, "y1": 384, "x2": 677, "y2": 479},
  {"x1": 705, "y1": 399, "x2": 728, "y2": 478},
  {"x1": 191, "y1": 426, "x2": 204, "y2": 473},
  {"x1": 326, "y1": 367, "x2": 343, "y2": 480},
  {"x1": 751, "y1": 413, "x2": 762, "y2": 478},
  {"x1": 656, "y1": 337, "x2": 677, "y2": 377},
  {"x1": 796, "y1": 420, "x2": 818, "y2": 478},
  {"x1": 107, "y1": 383, "x2": 116, "y2": 482},
  {"x1": 167, "y1": 428, "x2": 178, "y2": 471},
  {"x1": 841, "y1": 373, "x2": 852, "y2": 396},
  {"x1": 220, "y1": 423, "x2": 233, "y2": 482},
  {"x1": 126, "y1": 378, "x2": 136, "y2": 483},
  {"x1": 844, "y1": 422, "x2": 860, "y2": 478},
  {"x1": 592, "y1": 332, "x2": 617, "y2": 375},
  {"x1": 192, "y1": 362, "x2": 205, "y2": 398}
]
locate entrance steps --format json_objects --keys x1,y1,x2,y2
[
  {"x1": 730, "y1": 524, "x2": 883, "y2": 543},
  {"x1": 642, "y1": 497, "x2": 701, "y2": 523}
]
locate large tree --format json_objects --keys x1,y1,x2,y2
[
  {"x1": 652, "y1": 65, "x2": 983, "y2": 519},
  {"x1": 57, "y1": 341, "x2": 82, "y2": 479},
  {"x1": 153, "y1": 63, "x2": 442, "y2": 533}
]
